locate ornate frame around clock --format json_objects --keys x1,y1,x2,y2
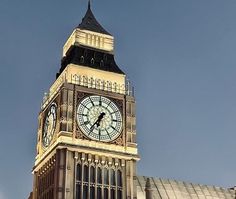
[{"x1": 75, "y1": 91, "x2": 124, "y2": 146}]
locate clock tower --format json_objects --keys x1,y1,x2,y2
[{"x1": 31, "y1": 3, "x2": 139, "y2": 199}]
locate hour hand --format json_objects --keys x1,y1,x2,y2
[
  {"x1": 90, "y1": 112, "x2": 106, "y2": 130},
  {"x1": 96, "y1": 112, "x2": 106, "y2": 127}
]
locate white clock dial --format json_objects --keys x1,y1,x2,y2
[
  {"x1": 42, "y1": 103, "x2": 57, "y2": 147},
  {"x1": 77, "y1": 95, "x2": 122, "y2": 142}
]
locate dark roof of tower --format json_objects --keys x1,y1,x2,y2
[
  {"x1": 58, "y1": 45, "x2": 125, "y2": 77},
  {"x1": 77, "y1": 2, "x2": 111, "y2": 35}
]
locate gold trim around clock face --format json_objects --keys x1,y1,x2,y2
[
  {"x1": 76, "y1": 95, "x2": 123, "y2": 142},
  {"x1": 42, "y1": 103, "x2": 57, "y2": 148}
]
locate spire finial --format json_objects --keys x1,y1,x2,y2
[{"x1": 88, "y1": 0, "x2": 91, "y2": 9}]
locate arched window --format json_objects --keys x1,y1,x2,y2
[
  {"x1": 104, "y1": 168, "x2": 109, "y2": 185},
  {"x1": 91, "y1": 58, "x2": 95, "y2": 65},
  {"x1": 117, "y1": 170, "x2": 122, "y2": 187},
  {"x1": 77, "y1": 164, "x2": 81, "y2": 181},
  {"x1": 90, "y1": 166, "x2": 95, "y2": 183},
  {"x1": 84, "y1": 165, "x2": 89, "y2": 182},
  {"x1": 110, "y1": 169, "x2": 116, "y2": 186},
  {"x1": 97, "y1": 167, "x2": 102, "y2": 184},
  {"x1": 80, "y1": 56, "x2": 84, "y2": 63},
  {"x1": 100, "y1": 60, "x2": 104, "y2": 67}
]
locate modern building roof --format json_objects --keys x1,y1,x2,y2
[
  {"x1": 77, "y1": 1, "x2": 111, "y2": 35},
  {"x1": 136, "y1": 176, "x2": 235, "y2": 199}
]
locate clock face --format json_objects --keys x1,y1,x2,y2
[
  {"x1": 42, "y1": 103, "x2": 57, "y2": 147},
  {"x1": 77, "y1": 95, "x2": 123, "y2": 142}
]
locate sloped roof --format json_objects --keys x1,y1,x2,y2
[
  {"x1": 77, "y1": 2, "x2": 111, "y2": 35},
  {"x1": 136, "y1": 176, "x2": 235, "y2": 199}
]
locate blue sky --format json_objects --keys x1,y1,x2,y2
[{"x1": 1, "y1": 0, "x2": 236, "y2": 198}]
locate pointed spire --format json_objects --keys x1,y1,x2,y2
[{"x1": 77, "y1": 1, "x2": 111, "y2": 35}]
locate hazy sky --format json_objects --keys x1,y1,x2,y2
[{"x1": 1, "y1": 0, "x2": 236, "y2": 198}]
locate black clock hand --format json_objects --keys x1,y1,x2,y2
[
  {"x1": 90, "y1": 112, "x2": 106, "y2": 130},
  {"x1": 96, "y1": 112, "x2": 106, "y2": 127}
]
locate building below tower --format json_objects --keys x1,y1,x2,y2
[{"x1": 137, "y1": 176, "x2": 235, "y2": 199}]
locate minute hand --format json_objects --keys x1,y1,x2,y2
[{"x1": 90, "y1": 112, "x2": 106, "y2": 130}]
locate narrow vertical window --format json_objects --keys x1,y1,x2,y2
[
  {"x1": 83, "y1": 185, "x2": 88, "y2": 199},
  {"x1": 80, "y1": 56, "x2": 84, "y2": 63},
  {"x1": 97, "y1": 167, "x2": 102, "y2": 184},
  {"x1": 111, "y1": 189, "x2": 115, "y2": 199},
  {"x1": 104, "y1": 188, "x2": 108, "y2": 199},
  {"x1": 100, "y1": 60, "x2": 104, "y2": 67},
  {"x1": 90, "y1": 166, "x2": 95, "y2": 183},
  {"x1": 117, "y1": 170, "x2": 122, "y2": 187},
  {"x1": 104, "y1": 168, "x2": 109, "y2": 185},
  {"x1": 77, "y1": 164, "x2": 81, "y2": 181},
  {"x1": 97, "y1": 187, "x2": 102, "y2": 199},
  {"x1": 117, "y1": 190, "x2": 122, "y2": 199},
  {"x1": 91, "y1": 58, "x2": 95, "y2": 65},
  {"x1": 90, "y1": 186, "x2": 95, "y2": 199},
  {"x1": 110, "y1": 169, "x2": 115, "y2": 186},
  {"x1": 76, "y1": 184, "x2": 81, "y2": 199},
  {"x1": 84, "y1": 165, "x2": 89, "y2": 182}
]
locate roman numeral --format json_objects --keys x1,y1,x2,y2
[
  {"x1": 78, "y1": 113, "x2": 88, "y2": 117},
  {"x1": 111, "y1": 126, "x2": 119, "y2": 132},
  {"x1": 81, "y1": 121, "x2": 89, "y2": 126},
  {"x1": 99, "y1": 96, "x2": 102, "y2": 106},
  {"x1": 106, "y1": 101, "x2": 112, "y2": 108},
  {"x1": 81, "y1": 103, "x2": 89, "y2": 110},
  {"x1": 105, "y1": 129, "x2": 111, "y2": 140},
  {"x1": 112, "y1": 119, "x2": 121, "y2": 123},
  {"x1": 89, "y1": 96, "x2": 95, "y2": 106},
  {"x1": 111, "y1": 110, "x2": 119, "y2": 114}
]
